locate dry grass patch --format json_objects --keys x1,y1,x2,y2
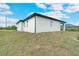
[{"x1": 0, "y1": 31, "x2": 79, "y2": 55}]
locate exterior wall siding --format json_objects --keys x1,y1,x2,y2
[
  {"x1": 23, "y1": 21, "x2": 28, "y2": 32},
  {"x1": 36, "y1": 16, "x2": 51, "y2": 33},
  {"x1": 23, "y1": 17, "x2": 35, "y2": 33},
  {"x1": 16, "y1": 22, "x2": 24, "y2": 31},
  {"x1": 16, "y1": 15, "x2": 65, "y2": 33},
  {"x1": 50, "y1": 20, "x2": 61, "y2": 31},
  {"x1": 36, "y1": 16, "x2": 62, "y2": 33}
]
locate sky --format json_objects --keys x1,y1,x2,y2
[{"x1": 0, "y1": 3, "x2": 79, "y2": 27}]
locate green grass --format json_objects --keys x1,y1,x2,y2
[
  {"x1": 0, "y1": 31, "x2": 79, "y2": 56},
  {"x1": 66, "y1": 28, "x2": 79, "y2": 31}
]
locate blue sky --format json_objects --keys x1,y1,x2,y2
[
  {"x1": 7, "y1": 3, "x2": 46, "y2": 19},
  {"x1": 0, "y1": 3, "x2": 79, "y2": 26}
]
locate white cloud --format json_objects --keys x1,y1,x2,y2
[
  {"x1": 39, "y1": 3, "x2": 79, "y2": 13},
  {"x1": 36, "y1": 3, "x2": 64, "y2": 11},
  {"x1": 36, "y1": 3, "x2": 69, "y2": 19},
  {"x1": 69, "y1": 22, "x2": 79, "y2": 26},
  {"x1": 48, "y1": 3, "x2": 64, "y2": 11},
  {"x1": 0, "y1": 3, "x2": 10, "y2": 10},
  {"x1": 0, "y1": 16, "x2": 18, "y2": 27},
  {"x1": 0, "y1": 23, "x2": 15, "y2": 27},
  {"x1": 0, "y1": 10, "x2": 13, "y2": 15},
  {"x1": 0, "y1": 16, "x2": 18, "y2": 23},
  {"x1": 7, "y1": 18, "x2": 18, "y2": 23},
  {"x1": 0, "y1": 4, "x2": 16, "y2": 27},
  {"x1": 42, "y1": 11, "x2": 69, "y2": 19},
  {"x1": 0, "y1": 3, "x2": 13, "y2": 16},
  {"x1": 36, "y1": 3, "x2": 47, "y2": 9},
  {"x1": 69, "y1": 3, "x2": 79, "y2": 6},
  {"x1": 65, "y1": 4, "x2": 79, "y2": 13}
]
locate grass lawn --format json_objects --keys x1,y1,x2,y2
[
  {"x1": 66, "y1": 28, "x2": 79, "y2": 31},
  {"x1": 0, "y1": 31, "x2": 79, "y2": 56}
]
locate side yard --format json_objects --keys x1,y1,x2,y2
[{"x1": 0, "y1": 31, "x2": 79, "y2": 55}]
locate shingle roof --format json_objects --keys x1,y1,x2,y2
[{"x1": 16, "y1": 13, "x2": 66, "y2": 24}]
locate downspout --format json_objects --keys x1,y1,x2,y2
[{"x1": 35, "y1": 15, "x2": 36, "y2": 33}]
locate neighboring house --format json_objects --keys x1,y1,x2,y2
[{"x1": 16, "y1": 13, "x2": 66, "y2": 33}]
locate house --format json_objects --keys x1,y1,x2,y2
[{"x1": 16, "y1": 13, "x2": 66, "y2": 33}]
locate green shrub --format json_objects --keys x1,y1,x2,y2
[
  {"x1": 66, "y1": 28, "x2": 79, "y2": 31},
  {"x1": 0, "y1": 25, "x2": 17, "y2": 30}
]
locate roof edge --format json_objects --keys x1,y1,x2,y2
[
  {"x1": 16, "y1": 20, "x2": 24, "y2": 24},
  {"x1": 16, "y1": 13, "x2": 66, "y2": 24},
  {"x1": 33, "y1": 13, "x2": 66, "y2": 23}
]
